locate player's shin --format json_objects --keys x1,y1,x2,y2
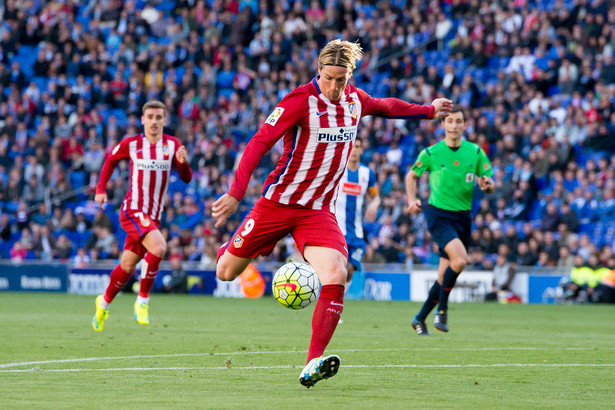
[
  {"x1": 138, "y1": 252, "x2": 163, "y2": 298},
  {"x1": 307, "y1": 284, "x2": 344, "y2": 363},
  {"x1": 438, "y1": 266, "x2": 459, "y2": 312},
  {"x1": 103, "y1": 264, "x2": 132, "y2": 304}
]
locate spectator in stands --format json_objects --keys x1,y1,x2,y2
[
  {"x1": 55, "y1": 234, "x2": 73, "y2": 260},
  {"x1": 592, "y1": 269, "x2": 615, "y2": 304},
  {"x1": 163, "y1": 256, "x2": 189, "y2": 294},
  {"x1": 485, "y1": 253, "x2": 516, "y2": 301},
  {"x1": 73, "y1": 247, "x2": 90, "y2": 268},
  {"x1": 34, "y1": 225, "x2": 56, "y2": 260}
]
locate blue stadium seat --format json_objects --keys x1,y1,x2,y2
[
  {"x1": 546, "y1": 85, "x2": 561, "y2": 97},
  {"x1": 0, "y1": 241, "x2": 15, "y2": 258},
  {"x1": 69, "y1": 171, "x2": 86, "y2": 189}
]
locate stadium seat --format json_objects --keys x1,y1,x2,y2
[
  {"x1": 0, "y1": 241, "x2": 15, "y2": 258},
  {"x1": 69, "y1": 171, "x2": 86, "y2": 190}
]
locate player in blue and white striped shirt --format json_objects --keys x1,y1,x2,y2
[{"x1": 335, "y1": 138, "x2": 380, "y2": 296}]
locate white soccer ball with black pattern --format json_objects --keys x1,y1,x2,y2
[{"x1": 272, "y1": 262, "x2": 320, "y2": 310}]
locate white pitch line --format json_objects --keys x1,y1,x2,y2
[
  {"x1": 1, "y1": 363, "x2": 614, "y2": 374},
  {"x1": 1, "y1": 346, "x2": 613, "y2": 369}
]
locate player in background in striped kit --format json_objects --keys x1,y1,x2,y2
[
  {"x1": 92, "y1": 100, "x2": 192, "y2": 331},
  {"x1": 212, "y1": 39, "x2": 452, "y2": 387},
  {"x1": 334, "y1": 137, "x2": 380, "y2": 301}
]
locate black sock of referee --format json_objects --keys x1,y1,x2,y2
[
  {"x1": 416, "y1": 281, "x2": 441, "y2": 322},
  {"x1": 438, "y1": 266, "x2": 459, "y2": 313}
]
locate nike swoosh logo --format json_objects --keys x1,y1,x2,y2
[
  {"x1": 316, "y1": 111, "x2": 327, "y2": 117},
  {"x1": 275, "y1": 283, "x2": 297, "y2": 292}
]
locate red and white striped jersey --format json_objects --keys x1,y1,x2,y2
[
  {"x1": 228, "y1": 78, "x2": 435, "y2": 213},
  {"x1": 96, "y1": 134, "x2": 192, "y2": 222}
]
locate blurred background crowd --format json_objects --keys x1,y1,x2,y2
[{"x1": 0, "y1": 0, "x2": 614, "y2": 290}]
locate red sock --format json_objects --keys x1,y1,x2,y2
[
  {"x1": 138, "y1": 253, "x2": 162, "y2": 298},
  {"x1": 103, "y1": 264, "x2": 132, "y2": 304},
  {"x1": 307, "y1": 284, "x2": 344, "y2": 363}
]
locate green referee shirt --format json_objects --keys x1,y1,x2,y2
[{"x1": 411, "y1": 140, "x2": 493, "y2": 212}]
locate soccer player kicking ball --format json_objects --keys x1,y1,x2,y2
[
  {"x1": 334, "y1": 137, "x2": 380, "y2": 301},
  {"x1": 92, "y1": 101, "x2": 192, "y2": 331},
  {"x1": 406, "y1": 105, "x2": 494, "y2": 335},
  {"x1": 212, "y1": 39, "x2": 452, "y2": 387}
]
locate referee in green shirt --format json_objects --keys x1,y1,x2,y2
[{"x1": 405, "y1": 105, "x2": 494, "y2": 335}]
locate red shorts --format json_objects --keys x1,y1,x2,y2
[
  {"x1": 120, "y1": 208, "x2": 160, "y2": 258},
  {"x1": 226, "y1": 197, "x2": 348, "y2": 260}
]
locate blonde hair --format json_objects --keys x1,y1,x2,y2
[
  {"x1": 318, "y1": 39, "x2": 364, "y2": 71},
  {"x1": 142, "y1": 100, "x2": 167, "y2": 116}
]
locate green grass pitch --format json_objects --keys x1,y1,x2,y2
[{"x1": 1, "y1": 293, "x2": 613, "y2": 408}]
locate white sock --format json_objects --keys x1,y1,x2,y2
[
  {"x1": 99, "y1": 297, "x2": 110, "y2": 309},
  {"x1": 136, "y1": 296, "x2": 149, "y2": 305}
]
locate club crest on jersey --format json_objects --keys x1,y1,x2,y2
[
  {"x1": 483, "y1": 162, "x2": 489, "y2": 170},
  {"x1": 162, "y1": 144, "x2": 169, "y2": 157},
  {"x1": 233, "y1": 235, "x2": 244, "y2": 248},
  {"x1": 265, "y1": 107, "x2": 285, "y2": 126},
  {"x1": 466, "y1": 173, "x2": 475, "y2": 183},
  {"x1": 348, "y1": 102, "x2": 357, "y2": 119},
  {"x1": 317, "y1": 126, "x2": 357, "y2": 143}
]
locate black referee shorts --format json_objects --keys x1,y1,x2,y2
[{"x1": 425, "y1": 205, "x2": 472, "y2": 259}]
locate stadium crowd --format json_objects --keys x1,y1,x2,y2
[{"x1": 0, "y1": 0, "x2": 614, "y2": 293}]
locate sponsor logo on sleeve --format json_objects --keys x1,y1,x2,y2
[{"x1": 265, "y1": 107, "x2": 285, "y2": 126}]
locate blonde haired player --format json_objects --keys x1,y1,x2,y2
[{"x1": 213, "y1": 39, "x2": 452, "y2": 387}]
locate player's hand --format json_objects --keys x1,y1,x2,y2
[
  {"x1": 365, "y1": 203, "x2": 378, "y2": 222},
  {"x1": 430, "y1": 98, "x2": 453, "y2": 119},
  {"x1": 407, "y1": 198, "x2": 423, "y2": 214},
  {"x1": 176, "y1": 145, "x2": 187, "y2": 164},
  {"x1": 94, "y1": 193, "x2": 108, "y2": 210},
  {"x1": 212, "y1": 193, "x2": 239, "y2": 228},
  {"x1": 478, "y1": 176, "x2": 494, "y2": 193}
]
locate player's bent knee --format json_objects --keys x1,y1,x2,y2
[
  {"x1": 150, "y1": 244, "x2": 167, "y2": 258},
  {"x1": 216, "y1": 263, "x2": 238, "y2": 282},
  {"x1": 319, "y1": 265, "x2": 347, "y2": 285},
  {"x1": 120, "y1": 262, "x2": 137, "y2": 274},
  {"x1": 451, "y1": 257, "x2": 467, "y2": 273}
]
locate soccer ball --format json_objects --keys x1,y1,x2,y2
[{"x1": 272, "y1": 262, "x2": 320, "y2": 310}]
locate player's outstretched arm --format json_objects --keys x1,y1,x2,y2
[
  {"x1": 430, "y1": 98, "x2": 453, "y2": 119},
  {"x1": 212, "y1": 193, "x2": 240, "y2": 228}
]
